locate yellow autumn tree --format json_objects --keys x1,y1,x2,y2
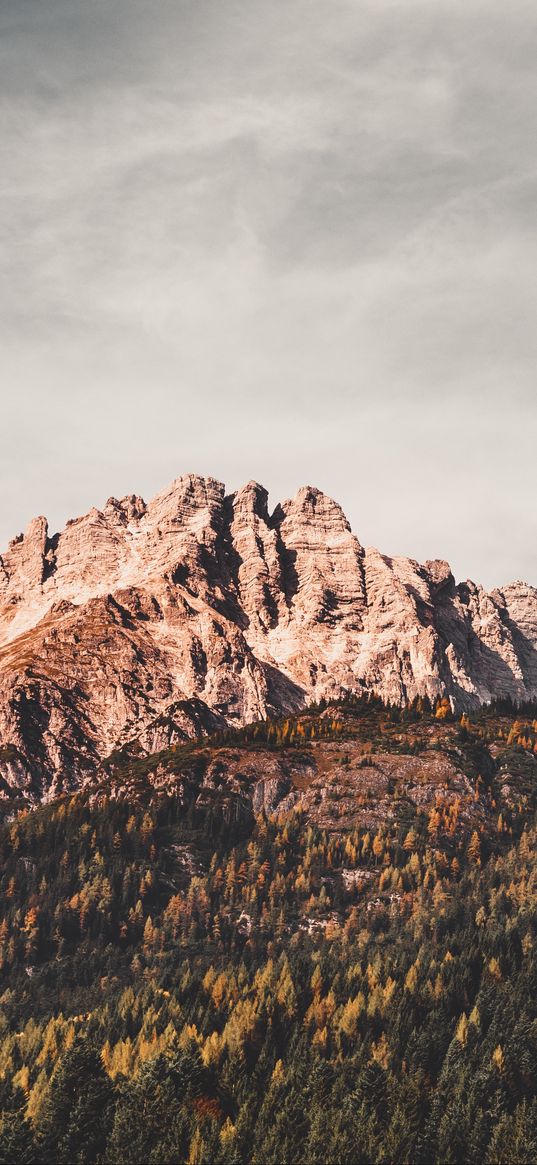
[{"x1": 467, "y1": 831, "x2": 481, "y2": 865}]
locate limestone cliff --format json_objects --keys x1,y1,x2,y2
[{"x1": 0, "y1": 473, "x2": 535, "y2": 798}]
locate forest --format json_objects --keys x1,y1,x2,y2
[{"x1": 0, "y1": 695, "x2": 537, "y2": 1163}]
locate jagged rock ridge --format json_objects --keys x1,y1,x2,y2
[{"x1": 0, "y1": 473, "x2": 535, "y2": 798}]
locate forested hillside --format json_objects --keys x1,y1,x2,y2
[{"x1": 1, "y1": 697, "x2": 537, "y2": 1163}]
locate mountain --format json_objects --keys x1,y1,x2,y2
[{"x1": 0, "y1": 472, "x2": 536, "y2": 799}]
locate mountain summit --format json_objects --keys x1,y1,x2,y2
[{"x1": 0, "y1": 473, "x2": 536, "y2": 798}]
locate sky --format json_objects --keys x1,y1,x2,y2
[{"x1": 1, "y1": 0, "x2": 536, "y2": 588}]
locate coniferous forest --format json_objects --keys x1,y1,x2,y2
[{"x1": 1, "y1": 696, "x2": 537, "y2": 1163}]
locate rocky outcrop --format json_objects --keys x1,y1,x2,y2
[
  {"x1": 252, "y1": 774, "x2": 292, "y2": 816},
  {"x1": 0, "y1": 473, "x2": 535, "y2": 799}
]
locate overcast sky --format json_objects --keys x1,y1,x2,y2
[{"x1": 1, "y1": 0, "x2": 536, "y2": 588}]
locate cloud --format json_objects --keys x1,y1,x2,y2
[{"x1": 0, "y1": 0, "x2": 536, "y2": 587}]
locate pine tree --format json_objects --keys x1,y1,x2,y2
[{"x1": 36, "y1": 1038, "x2": 115, "y2": 1164}]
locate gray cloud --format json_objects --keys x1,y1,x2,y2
[{"x1": 1, "y1": 0, "x2": 536, "y2": 587}]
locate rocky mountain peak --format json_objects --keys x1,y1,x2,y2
[
  {"x1": 0, "y1": 472, "x2": 535, "y2": 800},
  {"x1": 230, "y1": 480, "x2": 271, "y2": 521},
  {"x1": 424, "y1": 559, "x2": 455, "y2": 593},
  {"x1": 275, "y1": 483, "x2": 354, "y2": 531}
]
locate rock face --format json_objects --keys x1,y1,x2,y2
[{"x1": 0, "y1": 473, "x2": 536, "y2": 799}]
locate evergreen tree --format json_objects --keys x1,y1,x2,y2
[{"x1": 37, "y1": 1039, "x2": 115, "y2": 1164}]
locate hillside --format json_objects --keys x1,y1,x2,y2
[
  {"x1": 1, "y1": 697, "x2": 537, "y2": 1162},
  {"x1": 1, "y1": 474, "x2": 537, "y2": 802}
]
